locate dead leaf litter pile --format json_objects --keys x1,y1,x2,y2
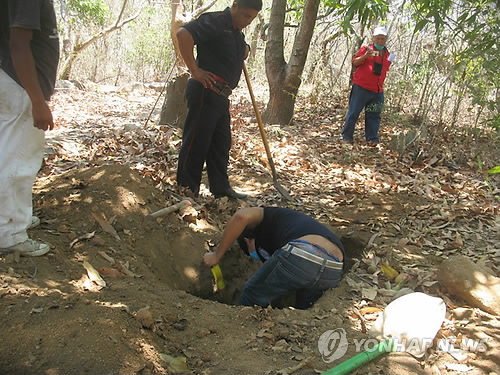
[{"x1": 0, "y1": 84, "x2": 499, "y2": 375}]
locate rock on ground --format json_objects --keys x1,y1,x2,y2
[{"x1": 438, "y1": 255, "x2": 500, "y2": 316}]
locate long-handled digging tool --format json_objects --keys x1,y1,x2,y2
[{"x1": 243, "y1": 63, "x2": 293, "y2": 201}]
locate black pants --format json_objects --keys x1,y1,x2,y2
[{"x1": 177, "y1": 79, "x2": 231, "y2": 195}]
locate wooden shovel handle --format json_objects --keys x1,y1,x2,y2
[
  {"x1": 242, "y1": 63, "x2": 279, "y2": 177},
  {"x1": 148, "y1": 199, "x2": 191, "y2": 219}
]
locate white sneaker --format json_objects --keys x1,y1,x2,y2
[
  {"x1": 1, "y1": 239, "x2": 50, "y2": 257},
  {"x1": 28, "y1": 216, "x2": 40, "y2": 229}
]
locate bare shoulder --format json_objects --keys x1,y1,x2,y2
[{"x1": 235, "y1": 207, "x2": 264, "y2": 226}]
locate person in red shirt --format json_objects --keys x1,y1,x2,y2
[{"x1": 342, "y1": 26, "x2": 392, "y2": 146}]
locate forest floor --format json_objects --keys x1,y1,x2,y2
[{"x1": 0, "y1": 82, "x2": 499, "y2": 375}]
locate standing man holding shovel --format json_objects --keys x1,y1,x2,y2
[{"x1": 176, "y1": 0, "x2": 262, "y2": 199}]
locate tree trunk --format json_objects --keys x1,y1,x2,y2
[
  {"x1": 265, "y1": 72, "x2": 299, "y2": 126},
  {"x1": 263, "y1": 0, "x2": 320, "y2": 125},
  {"x1": 247, "y1": 13, "x2": 264, "y2": 68},
  {"x1": 396, "y1": 30, "x2": 417, "y2": 110},
  {"x1": 416, "y1": 69, "x2": 432, "y2": 119},
  {"x1": 161, "y1": 0, "x2": 218, "y2": 128},
  {"x1": 496, "y1": 88, "x2": 500, "y2": 115},
  {"x1": 171, "y1": 0, "x2": 187, "y2": 70},
  {"x1": 59, "y1": 35, "x2": 79, "y2": 80},
  {"x1": 451, "y1": 82, "x2": 466, "y2": 127},
  {"x1": 159, "y1": 73, "x2": 189, "y2": 128}
]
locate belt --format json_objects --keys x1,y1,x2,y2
[
  {"x1": 285, "y1": 244, "x2": 343, "y2": 270},
  {"x1": 209, "y1": 77, "x2": 232, "y2": 98}
]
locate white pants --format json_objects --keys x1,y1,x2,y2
[{"x1": 0, "y1": 69, "x2": 45, "y2": 248}]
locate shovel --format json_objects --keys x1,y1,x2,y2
[
  {"x1": 321, "y1": 292, "x2": 446, "y2": 375},
  {"x1": 242, "y1": 63, "x2": 292, "y2": 201}
]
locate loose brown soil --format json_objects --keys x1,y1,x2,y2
[{"x1": 1, "y1": 86, "x2": 499, "y2": 375}]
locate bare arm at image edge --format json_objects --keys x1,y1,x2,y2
[
  {"x1": 176, "y1": 27, "x2": 216, "y2": 88},
  {"x1": 203, "y1": 207, "x2": 264, "y2": 266},
  {"x1": 9, "y1": 27, "x2": 54, "y2": 131}
]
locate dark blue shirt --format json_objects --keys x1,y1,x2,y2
[
  {"x1": 253, "y1": 207, "x2": 345, "y2": 258},
  {"x1": 183, "y1": 7, "x2": 247, "y2": 89},
  {"x1": 0, "y1": 0, "x2": 60, "y2": 100}
]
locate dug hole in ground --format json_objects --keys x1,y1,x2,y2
[
  {"x1": 0, "y1": 164, "x2": 392, "y2": 375},
  {"x1": 0, "y1": 164, "x2": 348, "y2": 375},
  {"x1": 1, "y1": 164, "x2": 498, "y2": 375},
  {"x1": 0, "y1": 86, "x2": 499, "y2": 375}
]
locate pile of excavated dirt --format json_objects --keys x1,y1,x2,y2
[
  {"x1": 2, "y1": 164, "x2": 498, "y2": 375},
  {"x1": 0, "y1": 164, "x2": 263, "y2": 375}
]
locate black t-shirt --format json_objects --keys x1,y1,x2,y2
[
  {"x1": 253, "y1": 207, "x2": 345, "y2": 259},
  {"x1": 0, "y1": 0, "x2": 60, "y2": 100},
  {"x1": 183, "y1": 7, "x2": 247, "y2": 89}
]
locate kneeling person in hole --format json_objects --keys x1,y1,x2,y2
[{"x1": 203, "y1": 207, "x2": 345, "y2": 309}]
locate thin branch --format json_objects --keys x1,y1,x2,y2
[
  {"x1": 193, "y1": 0, "x2": 218, "y2": 18},
  {"x1": 114, "y1": 0, "x2": 128, "y2": 27},
  {"x1": 315, "y1": 7, "x2": 336, "y2": 20},
  {"x1": 75, "y1": 3, "x2": 144, "y2": 54}
]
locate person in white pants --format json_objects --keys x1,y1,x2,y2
[{"x1": 0, "y1": 0, "x2": 60, "y2": 256}]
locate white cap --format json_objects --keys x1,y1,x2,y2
[{"x1": 373, "y1": 26, "x2": 388, "y2": 36}]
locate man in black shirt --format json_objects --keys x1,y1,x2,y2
[
  {"x1": 176, "y1": 0, "x2": 262, "y2": 200},
  {"x1": 0, "y1": 0, "x2": 59, "y2": 256},
  {"x1": 204, "y1": 207, "x2": 345, "y2": 309}
]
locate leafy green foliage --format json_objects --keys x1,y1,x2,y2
[
  {"x1": 407, "y1": 0, "x2": 500, "y2": 131},
  {"x1": 487, "y1": 166, "x2": 500, "y2": 174},
  {"x1": 455, "y1": 4, "x2": 499, "y2": 130},
  {"x1": 66, "y1": 0, "x2": 109, "y2": 26},
  {"x1": 286, "y1": 0, "x2": 306, "y2": 22},
  {"x1": 454, "y1": 3, "x2": 500, "y2": 131},
  {"x1": 411, "y1": 0, "x2": 453, "y2": 34},
  {"x1": 123, "y1": 6, "x2": 174, "y2": 81},
  {"x1": 485, "y1": 115, "x2": 500, "y2": 132},
  {"x1": 326, "y1": 0, "x2": 389, "y2": 34},
  {"x1": 478, "y1": 156, "x2": 498, "y2": 190}
]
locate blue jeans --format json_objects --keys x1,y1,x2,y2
[
  {"x1": 239, "y1": 241, "x2": 343, "y2": 309},
  {"x1": 342, "y1": 84, "x2": 384, "y2": 143}
]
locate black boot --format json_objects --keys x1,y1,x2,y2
[{"x1": 213, "y1": 188, "x2": 248, "y2": 200}]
